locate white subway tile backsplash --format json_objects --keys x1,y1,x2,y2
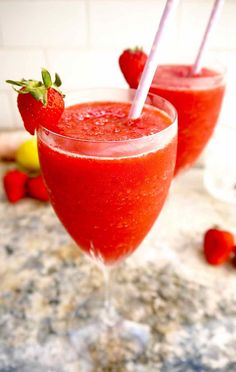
[
  {"x1": 46, "y1": 49, "x2": 126, "y2": 90},
  {"x1": 212, "y1": 1, "x2": 236, "y2": 50},
  {"x1": 0, "y1": 92, "x2": 15, "y2": 128},
  {"x1": 0, "y1": 49, "x2": 46, "y2": 90},
  {"x1": 7, "y1": 90, "x2": 24, "y2": 128},
  {"x1": 178, "y1": 0, "x2": 236, "y2": 57},
  {"x1": 209, "y1": 50, "x2": 236, "y2": 84},
  {"x1": 0, "y1": 1, "x2": 87, "y2": 47},
  {"x1": 89, "y1": 0, "x2": 180, "y2": 55},
  {"x1": 0, "y1": 25, "x2": 3, "y2": 46},
  {"x1": 178, "y1": 1, "x2": 213, "y2": 60}
]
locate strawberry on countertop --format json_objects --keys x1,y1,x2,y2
[
  {"x1": 3, "y1": 169, "x2": 29, "y2": 203},
  {"x1": 6, "y1": 69, "x2": 65, "y2": 135},
  {"x1": 119, "y1": 47, "x2": 147, "y2": 89},
  {"x1": 26, "y1": 175, "x2": 49, "y2": 202},
  {"x1": 203, "y1": 228, "x2": 235, "y2": 266}
]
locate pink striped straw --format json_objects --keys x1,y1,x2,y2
[
  {"x1": 192, "y1": 0, "x2": 225, "y2": 75},
  {"x1": 129, "y1": 0, "x2": 179, "y2": 120}
]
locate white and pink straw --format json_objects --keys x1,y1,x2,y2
[
  {"x1": 129, "y1": 0, "x2": 179, "y2": 119},
  {"x1": 192, "y1": 0, "x2": 225, "y2": 75},
  {"x1": 129, "y1": 0, "x2": 225, "y2": 120}
]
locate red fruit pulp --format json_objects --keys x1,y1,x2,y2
[
  {"x1": 149, "y1": 65, "x2": 225, "y2": 174},
  {"x1": 204, "y1": 228, "x2": 235, "y2": 265},
  {"x1": 38, "y1": 102, "x2": 176, "y2": 265}
]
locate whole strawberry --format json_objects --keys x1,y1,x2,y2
[
  {"x1": 6, "y1": 69, "x2": 65, "y2": 135},
  {"x1": 204, "y1": 228, "x2": 235, "y2": 266},
  {"x1": 3, "y1": 169, "x2": 29, "y2": 203},
  {"x1": 119, "y1": 47, "x2": 147, "y2": 89},
  {"x1": 26, "y1": 175, "x2": 49, "y2": 202}
]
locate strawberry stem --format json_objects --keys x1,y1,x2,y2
[
  {"x1": 6, "y1": 80, "x2": 26, "y2": 87},
  {"x1": 41, "y1": 68, "x2": 52, "y2": 89},
  {"x1": 6, "y1": 68, "x2": 64, "y2": 106},
  {"x1": 129, "y1": 46, "x2": 143, "y2": 53},
  {"x1": 54, "y1": 73, "x2": 62, "y2": 87}
]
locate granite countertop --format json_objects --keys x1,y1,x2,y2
[{"x1": 0, "y1": 164, "x2": 236, "y2": 372}]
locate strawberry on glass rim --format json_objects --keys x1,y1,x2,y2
[
  {"x1": 119, "y1": 47, "x2": 147, "y2": 89},
  {"x1": 6, "y1": 68, "x2": 65, "y2": 135}
]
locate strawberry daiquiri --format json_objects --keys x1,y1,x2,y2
[
  {"x1": 150, "y1": 64, "x2": 225, "y2": 174},
  {"x1": 7, "y1": 73, "x2": 177, "y2": 265},
  {"x1": 38, "y1": 92, "x2": 177, "y2": 265},
  {"x1": 119, "y1": 50, "x2": 225, "y2": 174}
]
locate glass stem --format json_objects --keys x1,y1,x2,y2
[{"x1": 102, "y1": 265, "x2": 117, "y2": 327}]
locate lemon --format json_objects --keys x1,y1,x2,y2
[{"x1": 16, "y1": 137, "x2": 40, "y2": 171}]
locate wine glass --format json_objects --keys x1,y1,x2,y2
[
  {"x1": 149, "y1": 62, "x2": 226, "y2": 174},
  {"x1": 37, "y1": 88, "x2": 177, "y2": 366}
]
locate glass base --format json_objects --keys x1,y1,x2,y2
[
  {"x1": 69, "y1": 317, "x2": 150, "y2": 368},
  {"x1": 204, "y1": 172, "x2": 236, "y2": 204}
]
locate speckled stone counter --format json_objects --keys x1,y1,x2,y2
[{"x1": 1, "y1": 164, "x2": 236, "y2": 372}]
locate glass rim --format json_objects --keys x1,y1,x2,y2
[
  {"x1": 150, "y1": 61, "x2": 226, "y2": 89},
  {"x1": 37, "y1": 87, "x2": 177, "y2": 145}
]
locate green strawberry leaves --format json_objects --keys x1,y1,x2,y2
[
  {"x1": 6, "y1": 68, "x2": 64, "y2": 106},
  {"x1": 54, "y1": 73, "x2": 62, "y2": 87},
  {"x1": 41, "y1": 68, "x2": 52, "y2": 89}
]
